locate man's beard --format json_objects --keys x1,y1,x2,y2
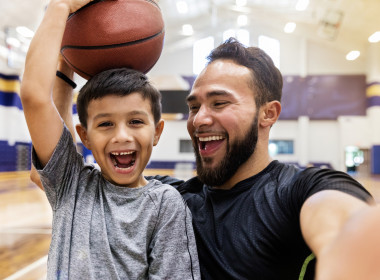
[{"x1": 193, "y1": 115, "x2": 259, "y2": 187}]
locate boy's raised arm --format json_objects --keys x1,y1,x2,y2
[
  {"x1": 20, "y1": 0, "x2": 91, "y2": 167},
  {"x1": 30, "y1": 55, "x2": 77, "y2": 190}
]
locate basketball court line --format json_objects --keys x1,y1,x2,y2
[
  {"x1": 0, "y1": 228, "x2": 51, "y2": 235},
  {"x1": 3, "y1": 255, "x2": 47, "y2": 280}
]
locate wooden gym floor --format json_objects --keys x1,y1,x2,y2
[{"x1": 1, "y1": 170, "x2": 380, "y2": 279}]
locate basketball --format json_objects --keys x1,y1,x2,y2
[{"x1": 60, "y1": 0, "x2": 165, "y2": 79}]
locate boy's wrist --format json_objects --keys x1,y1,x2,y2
[
  {"x1": 56, "y1": 70, "x2": 77, "y2": 89},
  {"x1": 56, "y1": 56, "x2": 76, "y2": 88},
  {"x1": 57, "y1": 56, "x2": 73, "y2": 76}
]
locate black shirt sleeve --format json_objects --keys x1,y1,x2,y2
[{"x1": 294, "y1": 167, "x2": 373, "y2": 205}]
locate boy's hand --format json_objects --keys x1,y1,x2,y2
[
  {"x1": 68, "y1": 0, "x2": 94, "y2": 14},
  {"x1": 51, "y1": 0, "x2": 93, "y2": 14}
]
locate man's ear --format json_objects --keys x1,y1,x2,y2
[
  {"x1": 153, "y1": 119, "x2": 165, "y2": 146},
  {"x1": 260, "y1": 101, "x2": 281, "y2": 128},
  {"x1": 75, "y1": 124, "x2": 91, "y2": 149}
]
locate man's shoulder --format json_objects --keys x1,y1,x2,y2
[
  {"x1": 177, "y1": 176, "x2": 204, "y2": 194},
  {"x1": 145, "y1": 175, "x2": 184, "y2": 187},
  {"x1": 258, "y1": 160, "x2": 303, "y2": 186},
  {"x1": 272, "y1": 162, "x2": 340, "y2": 189}
]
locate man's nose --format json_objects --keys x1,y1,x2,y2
[{"x1": 192, "y1": 105, "x2": 213, "y2": 128}]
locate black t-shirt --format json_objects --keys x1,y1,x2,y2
[{"x1": 149, "y1": 161, "x2": 372, "y2": 279}]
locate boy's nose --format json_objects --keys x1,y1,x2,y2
[{"x1": 112, "y1": 126, "x2": 133, "y2": 143}]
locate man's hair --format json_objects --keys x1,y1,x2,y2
[
  {"x1": 207, "y1": 37, "x2": 283, "y2": 107},
  {"x1": 77, "y1": 68, "x2": 162, "y2": 128}
]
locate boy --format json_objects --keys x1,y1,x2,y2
[{"x1": 20, "y1": 0, "x2": 200, "y2": 279}]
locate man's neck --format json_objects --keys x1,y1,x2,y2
[{"x1": 212, "y1": 153, "x2": 273, "y2": 190}]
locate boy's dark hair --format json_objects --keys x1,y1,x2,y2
[
  {"x1": 207, "y1": 37, "x2": 283, "y2": 108},
  {"x1": 77, "y1": 68, "x2": 162, "y2": 128}
]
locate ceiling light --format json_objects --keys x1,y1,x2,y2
[
  {"x1": 346, "y1": 51, "x2": 360, "y2": 61},
  {"x1": 295, "y1": 0, "x2": 309, "y2": 11},
  {"x1": 284, "y1": 22, "x2": 296, "y2": 33},
  {"x1": 236, "y1": 0, "x2": 247, "y2": 7},
  {"x1": 369, "y1": 31, "x2": 380, "y2": 43},
  {"x1": 0, "y1": 45, "x2": 9, "y2": 58},
  {"x1": 6, "y1": 37, "x2": 21, "y2": 48},
  {"x1": 16, "y1": 26, "x2": 34, "y2": 38},
  {"x1": 237, "y1": 15, "x2": 248, "y2": 26},
  {"x1": 176, "y1": 1, "x2": 188, "y2": 14},
  {"x1": 182, "y1": 24, "x2": 193, "y2": 36}
]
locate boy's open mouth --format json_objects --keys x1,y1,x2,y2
[{"x1": 110, "y1": 151, "x2": 136, "y2": 169}]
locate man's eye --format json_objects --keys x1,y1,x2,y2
[
  {"x1": 188, "y1": 104, "x2": 199, "y2": 111},
  {"x1": 214, "y1": 101, "x2": 228, "y2": 107}
]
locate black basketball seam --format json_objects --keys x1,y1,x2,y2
[
  {"x1": 61, "y1": 49, "x2": 160, "y2": 78},
  {"x1": 61, "y1": 30, "x2": 164, "y2": 77},
  {"x1": 61, "y1": 56, "x2": 92, "y2": 78},
  {"x1": 61, "y1": 30, "x2": 164, "y2": 51},
  {"x1": 144, "y1": 0, "x2": 160, "y2": 9}
]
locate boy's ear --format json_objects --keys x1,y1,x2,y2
[
  {"x1": 260, "y1": 101, "x2": 281, "y2": 128},
  {"x1": 153, "y1": 119, "x2": 164, "y2": 146},
  {"x1": 75, "y1": 124, "x2": 91, "y2": 149}
]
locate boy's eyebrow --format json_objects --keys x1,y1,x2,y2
[
  {"x1": 93, "y1": 113, "x2": 112, "y2": 120},
  {"x1": 186, "y1": 90, "x2": 232, "y2": 103},
  {"x1": 93, "y1": 110, "x2": 150, "y2": 120},
  {"x1": 129, "y1": 110, "x2": 150, "y2": 117}
]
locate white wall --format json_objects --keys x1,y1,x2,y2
[
  {"x1": 151, "y1": 120, "x2": 194, "y2": 162},
  {"x1": 307, "y1": 40, "x2": 366, "y2": 75},
  {"x1": 0, "y1": 106, "x2": 30, "y2": 144}
]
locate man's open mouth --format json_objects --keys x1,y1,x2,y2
[
  {"x1": 198, "y1": 135, "x2": 225, "y2": 151},
  {"x1": 110, "y1": 151, "x2": 136, "y2": 169}
]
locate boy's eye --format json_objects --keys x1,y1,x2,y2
[
  {"x1": 130, "y1": 119, "x2": 144, "y2": 125},
  {"x1": 98, "y1": 121, "x2": 112, "y2": 127}
]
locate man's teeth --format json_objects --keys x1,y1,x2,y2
[
  {"x1": 111, "y1": 151, "x2": 134, "y2": 155},
  {"x1": 198, "y1": 136, "x2": 224, "y2": 142}
]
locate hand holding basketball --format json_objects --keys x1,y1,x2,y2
[
  {"x1": 65, "y1": 0, "x2": 93, "y2": 13},
  {"x1": 60, "y1": 0, "x2": 165, "y2": 79}
]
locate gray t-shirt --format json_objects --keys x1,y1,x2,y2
[{"x1": 33, "y1": 126, "x2": 200, "y2": 280}]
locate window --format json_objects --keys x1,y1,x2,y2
[
  {"x1": 223, "y1": 29, "x2": 250, "y2": 46},
  {"x1": 180, "y1": 139, "x2": 193, "y2": 153},
  {"x1": 268, "y1": 140, "x2": 294, "y2": 156},
  {"x1": 193, "y1": 36, "x2": 214, "y2": 75},
  {"x1": 258, "y1": 35, "x2": 280, "y2": 68}
]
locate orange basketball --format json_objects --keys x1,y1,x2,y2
[{"x1": 60, "y1": 0, "x2": 165, "y2": 79}]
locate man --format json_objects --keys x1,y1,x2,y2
[
  {"x1": 155, "y1": 38, "x2": 374, "y2": 279},
  {"x1": 33, "y1": 38, "x2": 377, "y2": 279}
]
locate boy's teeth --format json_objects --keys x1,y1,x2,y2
[{"x1": 199, "y1": 136, "x2": 224, "y2": 142}]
